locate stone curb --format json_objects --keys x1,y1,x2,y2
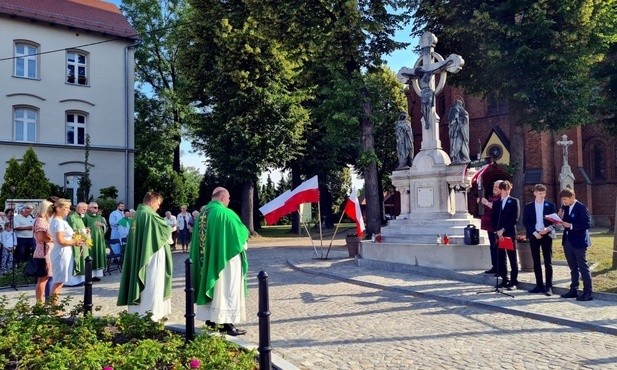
[{"x1": 287, "y1": 259, "x2": 617, "y2": 337}]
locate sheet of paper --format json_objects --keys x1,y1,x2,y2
[{"x1": 544, "y1": 213, "x2": 562, "y2": 224}]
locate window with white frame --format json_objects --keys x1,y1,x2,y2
[
  {"x1": 14, "y1": 42, "x2": 39, "y2": 79},
  {"x1": 66, "y1": 112, "x2": 87, "y2": 145},
  {"x1": 66, "y1": 51, "x2": 88, "y2": 85},
  {"x1": 14, "y1": 107, "x2": 37, "y2": 142}
]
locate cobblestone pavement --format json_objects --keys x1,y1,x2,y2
[{"x1": 1, "y1": 237, "x2": 616, "y2": 369}]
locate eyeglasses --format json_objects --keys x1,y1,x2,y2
[{"x1": 91, "y1": 206, "x2": 99, "y2": 209}]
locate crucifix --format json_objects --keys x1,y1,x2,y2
[
  {"x1": 398, "y1": 32, "x2": 465, "y2": 152},
  {"x1": 557, "y1": 134, "x2": 573, "y2": 168}
]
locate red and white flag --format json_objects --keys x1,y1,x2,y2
[
  {"x1": 259, "y1": 190, "x2": 293, "y2": 225},
  {"x1": 285, "y1": 175, "x2": 319, "y2": 210},
  {"x1": 259, "y1": 175, "x2": 320, "y2": 225},
  {"x1": 470, "y1": 164, "x2": 490, "y2": 184},
  {"x1": 344, "y1": 188, "x2": 365, "y2": 237}
]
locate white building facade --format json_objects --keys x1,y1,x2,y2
[{"x1": 0, "y1": 0, "x2": 137, "y2": 206}]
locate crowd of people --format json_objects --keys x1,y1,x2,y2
[
  {"x1": 479, "y1": 182, "x2": 593, "y2": 301},
  {"x1": 0, "y1": 189, "x2": 250, "y2": 336}
]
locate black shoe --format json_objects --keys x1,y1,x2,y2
[
  {"x1": 576, "y1": 293, "x2": 593, "y2": 301},
  {"x1": 92, "y1": 277, "x2": 101, "y2": 282},
  {"x1": 496, "y1": 280, "x2": 509, "y2": 288},
  {"x1": 560, "y1": 289, "x2": 578, "y2": 299},
  {"x1": 223, "y1": 323, "x2": 246, "y2": 336},
  {"x1": 484, "y1": 268, "x2": 497, "y2": 274},
  {"x1": 504, "y1": 281, "x2": 517, "y2": 290},
  {"x1": 544, "y1": 287, "x2": 553, "y2": 296},
  {"x1": 205, "y1": 320, "x2": 216, "y2": 329},
  {"x1": 528, "y1": 286, "x2": 544, "y2": 294}
]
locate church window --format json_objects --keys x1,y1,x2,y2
[
  {"x1": 14, "y1": 107, "x2": 37, "y2": 142},
  {"x1": 14, "y1": 41, "x2": 39, "y2": 79},
  {"x1": 592, "y1": 143, "x2": 605, "y2": 180},
  {"x1": 66, "y1": 51, "x2": 88, "y2": 85},
  {"x1": 66, "y1": 112, "x2": 87, "y2": 145},
  {"x1": 486, "y1": 93, "x2": 509, "y2": 115}
]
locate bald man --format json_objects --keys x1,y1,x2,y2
[{"x1": 190, "y1": 187, "x2": 249, "y2": 336}]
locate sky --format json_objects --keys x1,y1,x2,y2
[{"x1": 108, "y1": 0, "x2": 419, "y2": 188}]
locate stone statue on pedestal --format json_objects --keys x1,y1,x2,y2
[
  {"x1": 395, "y1": 111, "x2": 414, "y2": 168},
  {"x1": 448, "y1": 99, "x2": 470, "y2": 163}
]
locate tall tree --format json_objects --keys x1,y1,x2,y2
[
  {"x1": 180, "y1": 0, "x2": 309, "y2": 235},
  {"x1": 0, "y1": 158, "x2": 22, "y2": 206},
  {"x1": 121, "y1": 0, "x2": 192, "y2": 173},
  {"x1": 409, "y1": 0, "x2": 617, "y2": 202}
]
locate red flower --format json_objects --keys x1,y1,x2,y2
[{"x1": 189, "y1": 359, "x2": 200, "y2": 369}]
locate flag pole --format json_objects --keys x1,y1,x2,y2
[
  {"x1": 324, "y1": 208, "x2": 345, "y2": 259},
  {"x1": 298, "y1": 209, "x2": 319, "y2": 257},
  {"x1": 317, "y1": 200, "x2": 324, "y2": 258}
]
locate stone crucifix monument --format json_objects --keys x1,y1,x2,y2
[
  {"x1": 557, "y1": 134, "x2": 575, "y2": 190},
  {"x1": 360, "y1": 32, "x2": 490, "y2": 271}
]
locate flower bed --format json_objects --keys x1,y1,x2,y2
[{"x1": 0, "y1": 296, "x2": 257, "y2": 369}]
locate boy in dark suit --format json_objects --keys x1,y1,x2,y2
[
  {"x1": 557, "y1": 188, "x2": 593, "y2": 301},
  {"x1": 490, "y1": 180, "x2": 520, "y2": 290},
  {"x1": 522, "y1": 184, "x2": 557, "y2": 296}
]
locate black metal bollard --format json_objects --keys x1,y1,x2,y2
[
  {"x1": 185, "y1": 258, "x2": 195, "y2": 342},
  {"x1": 83, "y1": 256, "x2": 93, "y2": 316},
  {"x1": 257, "y1": 271, "x2": 272, "y2": 370}
]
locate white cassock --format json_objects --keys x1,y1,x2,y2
[
  {"x1": 64, "y1": 250, "x2": 85, "y2": 286},
  {"x1": 196, "y1": 243, "x2": 247, "y2": 324},
  {"x1": 128, "y1": 247, "x2": 171, "y2": 321}
]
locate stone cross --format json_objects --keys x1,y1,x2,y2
[
  {"x1": 398, "y1": 32, "x2": 464, "y2": 152},
  {"x1": 557, "y1": 134, "x2": 575, "y2": 190},
  {"x1": 557, "y1": 134, "x2": 573, "y2": 168}
]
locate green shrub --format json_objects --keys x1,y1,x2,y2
[{"x1": 0, "y1": 295, "x2": 257, "y2": 369}]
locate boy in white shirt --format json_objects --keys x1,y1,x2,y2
[{"x1": 1, "y1": 222, "x2": 16, "y2": 272}]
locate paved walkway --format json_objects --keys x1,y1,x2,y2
[{"x1": 1, "y1": 236, "x2": 616, "y2": 369}]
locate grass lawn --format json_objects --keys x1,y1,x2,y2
[{"x1": 553, "y1": 232, "x2": 617, "y2": 293}]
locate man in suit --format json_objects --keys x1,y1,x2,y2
[
  {"x1": 522, "y1": 184, "x2": 557, "y2": 296},
  {"x1": 490, "y1": 180, "x2": 520, "y2": 290},
  {"x1": 479, "y1": 180, "x2": 503, "y2": 274},
  {"x1": 557, "y1": 188, "x2": 593, "y2": 301}
]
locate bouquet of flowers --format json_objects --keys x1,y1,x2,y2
[{"x1": 73, "y1": 228, "x2": 93, "y2": 255}]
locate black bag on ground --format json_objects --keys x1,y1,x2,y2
[
  {"x1": 464, "y1": 224, "x2": 480, "y2": 245},
  {"x1": 24, "y1": 257, "x2": 47, "y2": 277}
]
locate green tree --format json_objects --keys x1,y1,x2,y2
[
  {"x1": 18, "y1": 147, "x2": 52, "y2": 199},
  {"x1": 180, "y1": 0, "x2": 310, "y2": 235},
  {"x1": 0, "y1": 158, "x2": 21, "y2": 206},
  {"x1": 77, "y1": 134, "x2": 92, "y2": 203},
  {"x1": 409, "y1": 0, "x2": 617, "y2": 201},
  {"x1": 259, "y1": 174, "x2": 277, "y2": 205},
  {"x1": 120, "y1": 0, "x2": 192, "y2": 173}
]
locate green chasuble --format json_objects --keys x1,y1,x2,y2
[
  {"x1": 84, "y1": 212, "x2": 107, "y2": 271},
  {"x1": 117, "y1": 203, "x2": 172, "y2": 306},
  {"x1": 190, "y1": 200, "x2": 249, "y2": 305},
  {"x1": 66, "y1": 212, "x2": 90, "y2": 276},
  {"x1": 118, "y1": 217, "x2": 132, "y2": 228}
]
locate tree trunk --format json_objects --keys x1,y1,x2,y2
[
  {"x1": 361, "y1": 95, "x2": 380, "y2": 237},
  {"x1": 241, "y1": 179, "x2": 257, "y2": 236},
  {"x1": 377, "y1": 174, "x2": 385, "y2": 224},
  {"x1": 509, "y1": 111, "x2": 525, "y2": 226},
  {"x1": 290, "y1": 167, "x2": 302, "y2": 234},
  {"x1": 613, "y1": 196, "x2": 617, "y2": 269},
  {"x1": 173, "y1": 110, "x2": 182, "y2": 174}
]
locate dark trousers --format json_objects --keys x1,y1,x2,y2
[
  {"x1": 16, "y1": 237, "x2": 34, "y2": 263},
  {"x1": 498, "y1": 243, "x2": 518, "y2": 283},
  {"x1": 563, "y1": 240, "x2": 593, "y2": 294},
  {"x1": 530, "y1": 235, "x2": 553, "y2": 287},
  {"x1": 488, "y1": 232, "x2": 497, "y2": 269}
]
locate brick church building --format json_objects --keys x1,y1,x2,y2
[{"x1": 403, "y1": 85, "x2": 617, "y2": 226}]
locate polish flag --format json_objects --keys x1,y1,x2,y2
[
  {"x1": 259, "y1": 190, "x2": 293, "y2": 225},
  {"x1": 470, "y1": 164, "x2": 490, "y2": 184},
  {"x1": 344, "y1": 188, "x2": 365, "y2": 237},
  {"x1": 285, "y1": 175, "x2": 319, "y2": 210}
]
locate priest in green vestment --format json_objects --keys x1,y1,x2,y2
[
  {"x1": 65, "y1": 202, "x2": 89, "y2": 285},
  {"x1": 84, "y1": 202, "x2": 107, "y2": 279},
  {"x1": 117, "y1": 192, "x2": 173, "y2": 321},
  {"x1": 190, "y1": 187, "x2": 249, "y2": 336}
]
